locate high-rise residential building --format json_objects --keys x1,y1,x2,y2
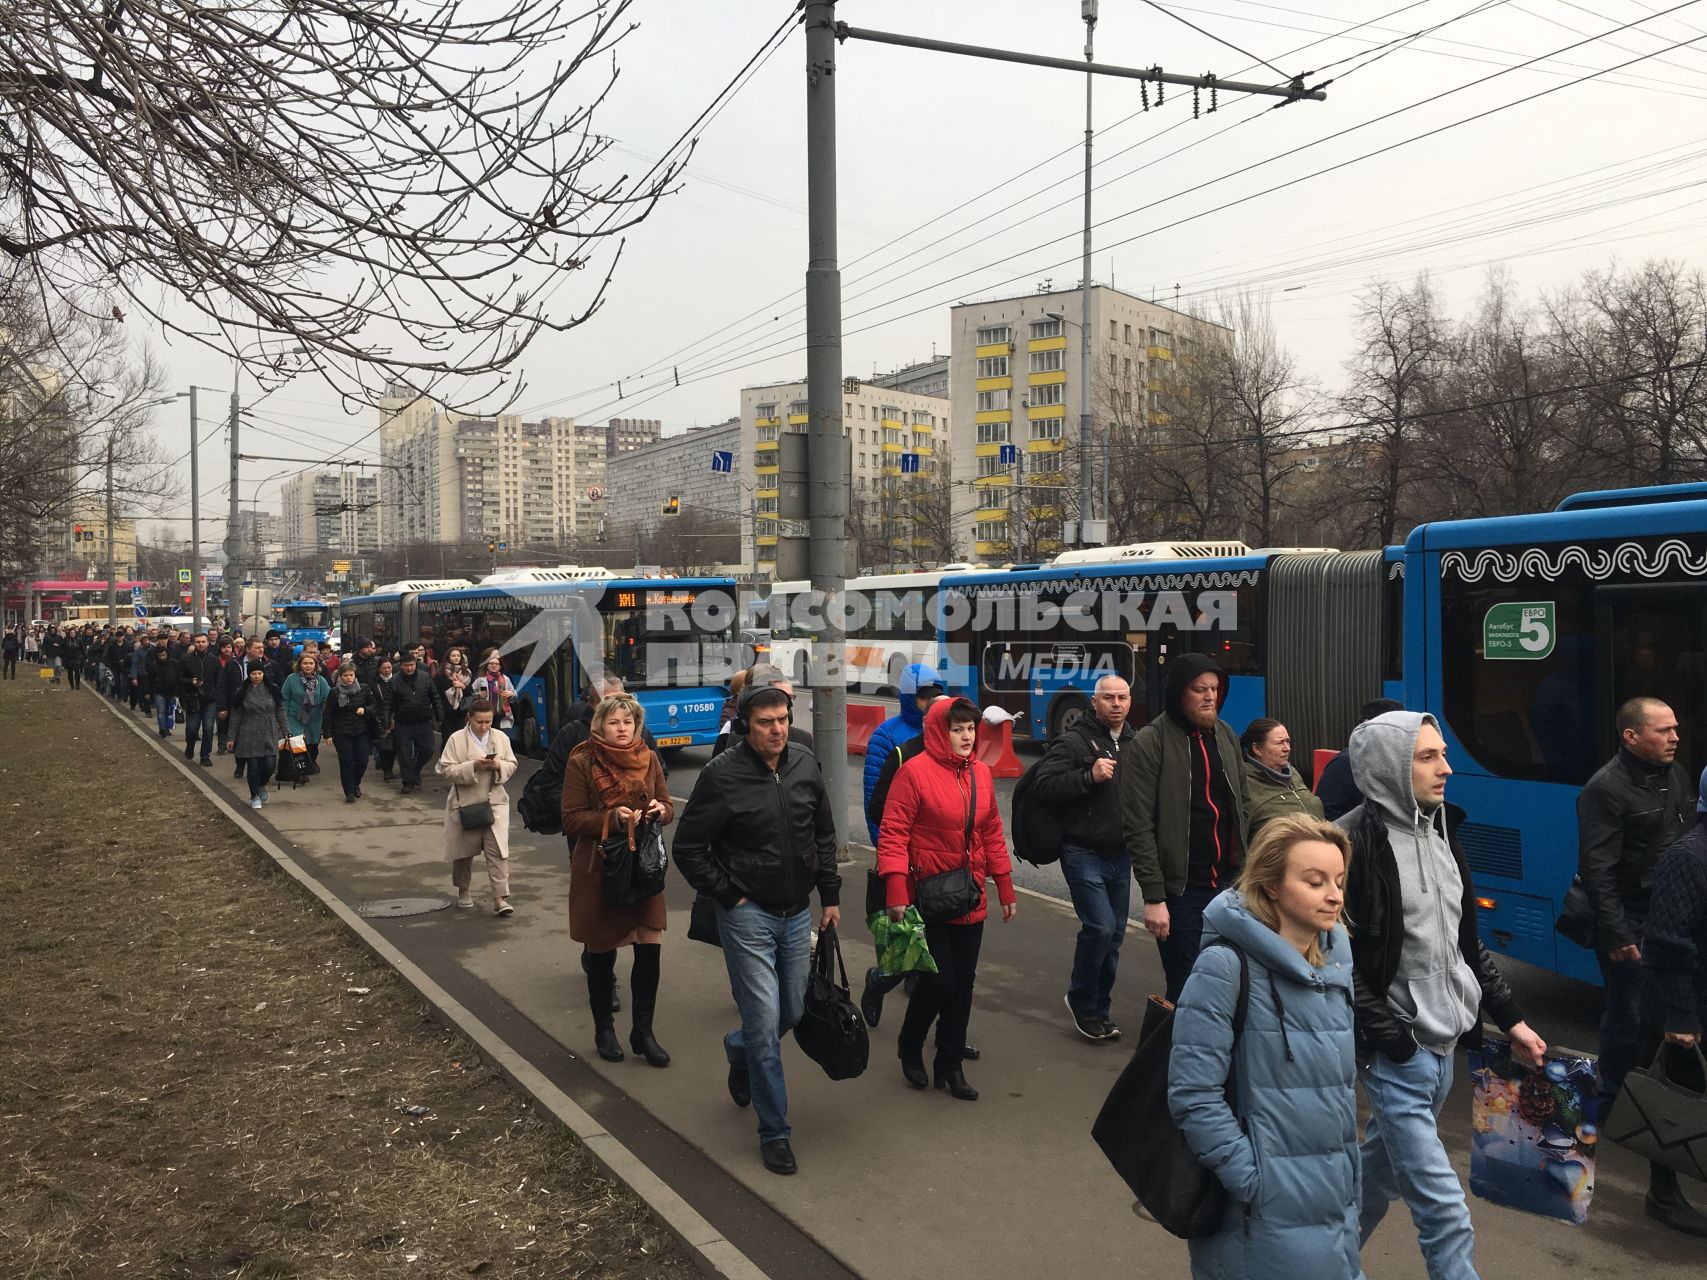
[
  {"x1": 870, "y1": 355, "x2": 950, "y2": 398},
  {"x1": 229, "y1": 509, "x2": 276, "y2": 563},
  {"x1": 949, "y1": 285, "x2": 1230, "y2": 563},
  {"x1": 377, "y1": 386, "x2": 604, "y2": 550},
  {"x1": 64, "y1": 496, "x2": 137, "y2": 580},
  {"x1": 605, "y1": 418, "x2": 743, "y2": 559},
  {"x1": 741, "y1": 376, "x2": 952, "y2": 571},
  {"x1": 281, "y1": 468, "x2": 380, "y2": 560},
  {"x1": 606, "y1": 417, "x2": 662, "y2": 456}
]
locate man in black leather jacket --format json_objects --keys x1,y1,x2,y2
[
  {"x1": 1340, "y1": 710, "x2": 1547, "y2": 1280},
  {"x1": 674, "y1": 684, "x2": 840, "y2": 1179},
  {"x1": 1578, "y1": 696, "x2": 1691, "y2": 1129}
]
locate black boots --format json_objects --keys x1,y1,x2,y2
[
  {"x1": 1647, "y1": 1163, "x2": 1707, "y2": 1237},
  {"x1": 586, "y1": 945, "x2": 668, "y2": 1067},
  {"x1": 585, "y1": 950, "x2": 623, "y2": 1062},
  {"x1": 627, "y1": 943, "x2": 670, "y2": 1068},
  {"x1": 934, "y1": 1061, "x2": 979, "y2": 1101},
  {"x1": 898, "y1": 1045, "x2": 929, "y2": 1090}
]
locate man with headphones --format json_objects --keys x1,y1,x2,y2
[
  {"x1": 711, "y1": 663, "x2": 814, "y2": 756},
  {"x1": 675, "y1": 680, "x2": 842, "y2": 1177}
]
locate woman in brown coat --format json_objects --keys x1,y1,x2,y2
[{"x1": 562, "y1": 692, "x2": 675, "y2": 1066}]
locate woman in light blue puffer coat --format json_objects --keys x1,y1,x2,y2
[{"x1": 1168, "y1": 813, "x2": 1364, "y2": 1280}]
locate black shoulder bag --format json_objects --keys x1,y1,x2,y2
[{"x1": 913, "y1": 767, "x2": 982, "y2": 924}]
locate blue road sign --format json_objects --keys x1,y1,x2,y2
[
  {"x1": 710, "y1": 449, "x2": 733, "y2": 473},
  {"x1": 999, "y1": 443, "x2": 1019, "y2": 465},
  {"x1": 170, "y1": 604, "x2": 184, "y2": 616},
  {"x1": 130, "y1": 585, "x2": 144, "y2": 602},
  {"x1": 133, "y1": 604, "x2": 147, "y2": 619},
  {"x1": 900, "y1": 452, "x2": 920, "y2": 474}
]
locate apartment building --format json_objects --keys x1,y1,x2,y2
[
  {"x1": 949, "y1": 285, "x2": 1228, "y2": 562},
  {"x1": 605, "y1": 417, "x2": 662, "y2": 456},
  {"x1": 281, "y1": 468, "x2": 380, "y2": 560},
  {"x1": 605, "y1": 417, "x2": 743, "y2": 552},
  {"x1": 377, "y1": 387, "x2": 605, "y2": 551},
  {"x1": 739, "y1": 376, "x2": 951, "y2": 570}
]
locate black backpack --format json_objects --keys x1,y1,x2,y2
[
  {"x1": 1091, "y1": 940, "x2": 1249, "y2": 1238},
  {"x1": 518, "y1": 742, "x2": 566, "y2": 836},
  {"x1": 1009, "y1": 758, "x2": 1066, "y2": 866}
]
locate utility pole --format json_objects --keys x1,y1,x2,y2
[
  {"x1": 224, "y1": 363, "x2": 242, "y2": 620},
  {"x1": 104, "y1": 436, "x2": 117, "y2": 629},
  {"x1": 804, "y1": 0, "x2": 850, "y2": 845},
  {"x1": 1077, "y1": 0, "x2": 1097, "y2": 548},
  {"x1": 188, "y1": 386, "x2": 203, "y2": 627}
]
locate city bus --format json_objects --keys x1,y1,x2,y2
[
  {"x1": 415, "y1": 570, "x2": 740, "y2": 754},
  {"x1": 941, "y1": 485, "x2": 1707, "y2": 984},
  {"x1": 337, "y1": 579, "x2": 473, "y2": 659},
  {"x1": 765, "y1": 567, "x2": 974, "y2": 693},
  {"x1": 273, "y1": 598, "x2": 337, "y2": 649}
]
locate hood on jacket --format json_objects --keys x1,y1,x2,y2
[
  {"x1": 1163, "y1": 652, "x2": 1227, "y2": 730},
  {"x1": 1697, "y1": 764, "x2": 1707, "y2": 814},
  {"x1": 896, "y1": 662, "x2": 942, "y2": 729},
  {"x1": 1199, "y1": 889, "x2": 1353, "y2": 992},
  {"x1": 922, "y1": 697, "x2": 979, "y2": 770},
  {"x1": 1348, "y1": 710, "x2": 1436, "y2": 825}
]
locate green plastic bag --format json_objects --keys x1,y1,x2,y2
[{"x1": 867, "y1": 905, "x2": 938, "y2": 977}]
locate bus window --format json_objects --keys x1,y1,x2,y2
[
  {"x1": 1596, "y1": 585, "x2": 1707, "y2": 785},
  {"x1": 598, "y1": 591, "x2": 737, "y2": 688},
  {"x1": 1441, "y1": 578, "x2": 1595, "y2": 784}
]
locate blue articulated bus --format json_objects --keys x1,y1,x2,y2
[
  {"x1": 338, "y1": 579, "x2": 474, "y2": 658},
  {"x1": 941, "y1": 484, "x2": 1707, "y2": 984},
  {"x1": 274, "y1": 598, "x2": 336, "y2": 649},
  {"x1": 416, "y1": 570, "x2": 740, "y2": 755}
]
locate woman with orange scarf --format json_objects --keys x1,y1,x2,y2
[{"x1": 563, "y1": 692, "x2": 675, "y2": 1066}]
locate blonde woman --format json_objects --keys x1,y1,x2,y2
[
  {"x1": 437, "y1": 697, "x2": 520, "y2": 915},
  {"x1": 1168, "y1": 814, "x2": 1362, "y2": 1280},
  {"x1": 561, "y1": 693, "x2": 674, "y2": 1066}
]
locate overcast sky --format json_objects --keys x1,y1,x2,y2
[{"x1": 142, "y1": 0, "x2": 1707, "y2": 547}]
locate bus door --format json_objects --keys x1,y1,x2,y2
[
  {"x1": 978, "y1": 637, "x2": 1034, "y2": 731},
  {"x1": 1595, "y1": 583, "x2": 1707, "y2": 784},
  {"x1": 1146, "y1": 619, "x2": 1184, "y2": 726}
]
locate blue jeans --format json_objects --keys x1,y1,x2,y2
[
  {"x1": 185, "y1": 702, "x2": 219, "y2": 760},
  {"x1": 1360, "y1": 1048, "x2": 1478, "y2": 1280},
  {"x1": 1061, "y1": 844, "x2": 1130, "y2": 1020},
  {"x1": 242, "y1": 754, "x2": 275, "y2": 800},
  {"x1": 1157, "y1": 885, "x2": 1220, "y2": 1003},
  {"x1": 714, "y1": 901, "x2": 813, "y2": 1145},
  {"x1": 1596, "y1": 938, "x2": 1645, "y2": 1123},
  {"x1": 152, "y1": 694, "x2": 177, "y2": 734}
]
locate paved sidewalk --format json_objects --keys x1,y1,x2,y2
[{"x1": 124, "y1": 714, "x2": 1702, "y2": 1280}]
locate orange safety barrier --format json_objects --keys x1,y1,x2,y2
[
  {"x1": 1312, "y1": 748, "x2": 1338, "y2": 793},
  {"x1": 976, "y1": 718, "x2": 1025, "y2": 779},
  {"x1": 846, "y1": 702, "x2": 886, "y2": 756}
]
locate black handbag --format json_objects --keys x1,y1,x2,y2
[
  {"x1": 688, "y1": 892, "x2": 722, "y2": 948},
  {"x1": 457, "y1": 797, "x2": 496, "y2": 830},
  {"x1": 600, "y1": 812, "x2": 667, "y2": 908},
  {"x1": 275, "y1": 747, "x2": 302, "y2": 785},
  {"x1": 913, "y1": 768, "x2": 981, "y2": 924},
  {"x1": 1553, "y1": 876, "x2": 1598, "y2": 950},
  {"x1": 792, "y1": 923, "x2": 869, "y2": 1081},
  {"x1": 1603, "y1": 1043, "x2": 1707, "y2": 1180},
  {"x1": 1091, "y1": 941, "x2": 1249, "y2": 1239}
]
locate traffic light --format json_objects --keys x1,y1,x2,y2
[{"x1": 661, "y1": 495, "x2": 680, "y2": 517}]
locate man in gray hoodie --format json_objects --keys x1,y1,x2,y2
[{"x1": 1340, "y1": 711, "x2": 1548, "y2": 1280}]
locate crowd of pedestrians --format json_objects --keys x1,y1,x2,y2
[{"x1": 28, "y1": 611, "x2": 1707, "y2": 1268}]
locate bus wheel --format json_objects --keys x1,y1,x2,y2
[
  {"x1": 1050, "y1": 693, "x2": 1089, "y2": 740},
  {"x1": 518, "y1": 712, "x2": 541, "y2": 756}
]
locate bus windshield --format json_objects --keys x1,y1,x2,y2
[
  {"x1": 282, "y1": 605, "x2": 329, "y2": 629},
  {"x1": 598, "y1": 587, "x2": 737, "y2": 689}
]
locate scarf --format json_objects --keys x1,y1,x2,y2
[
  {"x1": 335, "y1": 678, "x2": 365, "y2": 709},
  {"x1": 443, "y1": 667, "x2": 468, "y2": 708},
  {"x1": 1246, "y1": 750, "x2": 1297, "y2": 789},
  {"x1": 582, "y1": 729, "x2": 653, "y2": 812},
  {"x1": 296, "y1": 672, "x2": 322, "y2": 721}
]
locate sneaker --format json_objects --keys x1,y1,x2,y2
[
  {"x1": 1065, "y1": 995, "x2": 1105, "y2": 1042},
  {"x1": 495, "y1": 900, "x2": 514, "y2": 917},
  {"x1": 455, "y1": 894, "x2": 475, "y2": 909},
  {"x1": 258, "y1": 788, "x2": 269, "y2": 807},
  {"x1": 250, "y1": 796, "x2": 263, "y2": 810},
  {"x1": 860, "y1": 966, "x2": 886, "y2": 1029},
  {"x1": 1098, "y1": 1020, "x2": 1122, "y2": 1042}
]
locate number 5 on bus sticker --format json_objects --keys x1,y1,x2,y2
[{"x1": 1483, "y1": 601, "x2": 1555, "y2": 660}]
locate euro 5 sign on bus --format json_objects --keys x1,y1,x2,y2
[{"x1": 1484, "y1": 601, "x2": 1555, "y2": 660}]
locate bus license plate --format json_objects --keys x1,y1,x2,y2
[{"x1": 655, "y1": 735, "x2": 692, "y2": 747}]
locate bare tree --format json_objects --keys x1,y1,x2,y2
[
  {"x1": 1340, "y1": 277, "x2": 1445, "y2": 544},
  {"x1": 0, "y1": 0, "x2": 681, "y2": 409}
]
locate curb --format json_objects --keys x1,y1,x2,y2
[{"x1": 99, "y1": 697, "x2": 768, "y2": 1280}]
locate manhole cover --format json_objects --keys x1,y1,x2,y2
[{"x1": 356, "y1": 897, "x2": 452, "y2": 918}]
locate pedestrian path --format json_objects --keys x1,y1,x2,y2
[{"x1": 119, "y1": 712, "x2": 1703, "y2": 1279}]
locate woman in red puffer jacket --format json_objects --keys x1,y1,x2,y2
[{"x1": 876, "y1": 696, "x2": 1017, "y2": 1102}]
